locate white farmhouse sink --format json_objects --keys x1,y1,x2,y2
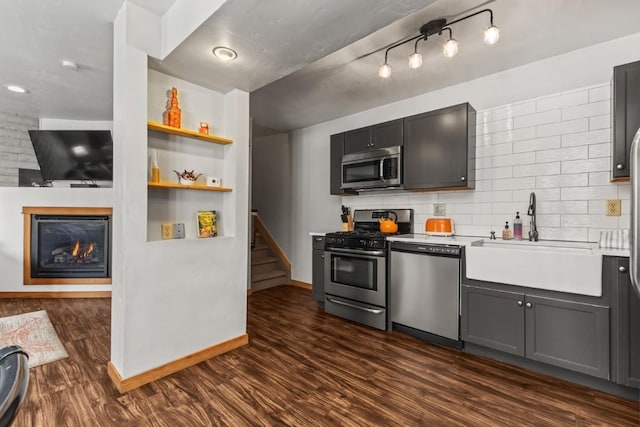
[{"x1": 465, "y1": 240, "x2": 602, "y2": 296}]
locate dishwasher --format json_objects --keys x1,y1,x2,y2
[{"x1": 389, "y1": 241, "x2": 462, "y2": 347}]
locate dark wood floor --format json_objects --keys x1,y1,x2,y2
[{"x1": 2, "y1": 286, "x2": 639, "y2": 426}]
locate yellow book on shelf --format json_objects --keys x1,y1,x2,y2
[{"x1": 197, "y1": 210, "x2": 217, "y2": 238}]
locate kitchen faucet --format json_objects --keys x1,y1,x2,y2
[{"x1": 527, "y1": 192, "x2": 539, "y2": 241}]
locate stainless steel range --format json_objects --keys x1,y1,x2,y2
[{"x1": 323, "y1": 209, "x2": 413, "y2": 330}]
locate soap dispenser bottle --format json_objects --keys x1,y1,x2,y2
[
  {"x1": 513, "y1": 212, "x2": 523, "y2": 240},
  {"x1": 502, "y1": 221, "x2": 512, "y2": 240}
]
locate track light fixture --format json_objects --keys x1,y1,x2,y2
[{"x1": 378, "y1": 8, "x2": 500, "y2": 78}]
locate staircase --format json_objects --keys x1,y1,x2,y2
[{"x1": 250, "y1": 219, "x2": 290, "y2": 292}]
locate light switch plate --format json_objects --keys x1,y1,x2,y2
[
  {"x1": 433, "y1": 203, "x2": 446, "y2": 216},
  {"x1": 172, "y1": 223, "x2": 185, "y2": 239}
]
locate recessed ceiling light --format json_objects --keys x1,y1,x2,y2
[
  {"x1": 212, "y1": 46, "x2": 237, "y2": 62},
  {"x1": 4, "y1": 84, "x2": 29, "y2": 94},
  {"x1": 62, "y1": 60, "x2": 79, "y2": 70}
]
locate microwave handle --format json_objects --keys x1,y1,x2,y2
[{"x1": 379, "y1": 159, "x2": 386, "y2": 182}]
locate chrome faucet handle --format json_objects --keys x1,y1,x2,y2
[{"x1": 490, "y1": 231, "x2": 496, "y2": 240}]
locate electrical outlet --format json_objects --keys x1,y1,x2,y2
[
  {"x1": 172, "y1": 223, "x2": 185, "y2": 239},
  {"x1": 433, "y1": 203, "x2": 447, "y2": 216},
  {"x1": 606, "y1": 199, "x2": 621, "y2": 216},
  {"x1": 161, "y1": 223, "x2": 173, "y2": 239}
]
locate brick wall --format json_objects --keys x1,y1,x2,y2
[
  {"x1": 346, "y1": 82, "x2": 629, "y2": 242},
  {"x1": 0, "y1": 111, "x2": 39, "y2": 186}
]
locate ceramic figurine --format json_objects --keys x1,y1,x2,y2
[{"x1": 164, "y1": 87, "x2": 181, "y2": 128}]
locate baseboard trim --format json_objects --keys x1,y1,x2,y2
[
  {"x1": 0, "y1": 291, "x2": 111, "y2": 298},
  {"x1": 290, "y1": 280, "x2": 312, "y2": 290},
  {"x1": 107, "y1": 333, "x2": 249, "y2": 393}
]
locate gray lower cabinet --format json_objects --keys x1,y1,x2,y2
[
  {"x1": 461, "y1": 285, "x2": 524, "y2": 356},
  {"x1": 311, "y1": 236, "x2": 325, "y2": 303},
  {"x1": 524, "y1": 295, "x2": 609, "y2": 379},
  {"x1": 462, "y1": 284, "x2": 610, "y2": 379},
  {"x1": 609, "y1": 256, "x2": 640, "y2": 388}
]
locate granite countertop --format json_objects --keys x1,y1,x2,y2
[
  {"x1": 309, "y1": 232, "x2": 327, "y2": 236},
  {"x1": 386, "y1": 234, "x2": 482, "y2": 246}
]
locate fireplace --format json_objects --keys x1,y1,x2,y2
[{"x1": 23, "y1": 207, "x2": 112, "y2": 285}]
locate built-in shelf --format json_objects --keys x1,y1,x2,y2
[
  {"x1": 148, "y1": 181, "x2": 232, "y2": 192},
  {"x1": 147, "y1": 121, "x2": 233, "y2": 145}
]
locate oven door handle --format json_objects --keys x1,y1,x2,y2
[
  {"x1": 325, "y1": 247, "x2": 385, "y2": 257},
  {"x1": 379, "y1": 159, "x2": 386, "y2": 182},
  {"x1": 326, "y1": 296, "x2": 384, "y2": 315}
]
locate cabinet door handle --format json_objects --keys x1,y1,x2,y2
[
  {"x1": 525, "y1": 302, "x2": 532, "y2": 308},
  {"x1": 619, "y1": 265, "x2": 627, "y2": 273},
  {"x1": 517, "y1": 300, "x2": 523, "y2": 306},
  {"x1": 321, "y1": 255, "x2": 325, "y2": 259},
  {"x1": 460, "y1": 176, "x2": 466, "y2": 181},
  {"x1": 616, "y1": 163, "x2": 625, "y2": 170}
]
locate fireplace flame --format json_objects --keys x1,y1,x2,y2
[
  {"x1": 72, "y1": 240, "x2": 80, "y2": 257},
  {"x1": 87, "y1": 242, "x2": 94, "y2": 255}
]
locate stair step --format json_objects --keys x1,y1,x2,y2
[
  {"x1": 251, "y1": 270, "x2": 289, "y2": 292},
  {"x1": 251, "y1": 259, "x2": 281, "y2": 275},
  {"x1": 251, "y1": 269, "x2": 287, "y2": 281},
  {"x1": 251, "y1": 256, "x2": 279, "y2": 266}
]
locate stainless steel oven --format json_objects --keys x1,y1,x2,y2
[
  {"x1": 341, "y1": 146, "x2": 402, "y2": 191},
  {"x1": 324, "y1": 247, "x2": 387, "y2": 330}
]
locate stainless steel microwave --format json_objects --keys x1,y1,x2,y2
[{"x1": 341, "y1": 146, "x2": 402, "y2": 191}]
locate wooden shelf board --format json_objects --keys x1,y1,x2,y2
[
  {"x1": 147, "y1": 181, "x2": 232, "y2": 192},
  {"x1": 148, "y1": 121, "x2": 233, "y2": 145}
]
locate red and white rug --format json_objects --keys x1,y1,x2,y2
[{"x1": 0, "y1": 310, "x2": 68, "y2": 367}]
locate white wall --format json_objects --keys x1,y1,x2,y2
[
  {"x1": 289, "y1": 32, "x2": 640, "y2": 284},
  {"x1": 252, "y1": 132, "x2": 292, "y2": 256},
  {"x1": 111, "y1": 1, "x2": 249, "y2": 379}
]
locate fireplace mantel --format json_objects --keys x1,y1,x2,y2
[{"x1": 23, "y1": 206, "x2": 113, "y2": 285}]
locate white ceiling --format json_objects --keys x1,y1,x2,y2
[{"x1": 2, "y1": 0, "x2": 640, "y2": 131}]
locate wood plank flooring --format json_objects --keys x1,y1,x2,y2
[{"x1": 2, "y1": 286, "x2": 638, "y2": 426}]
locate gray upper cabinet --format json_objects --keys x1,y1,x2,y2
[
  {"x1": 461, "y1": 285, "x2": 525, "y2": 356},
  {"x1": 612, "y1": 59, "x2": 640, "y2": 180},
  {"x1": 524, "y1": 295, "x2": 610, "y2": 379},
  {"x1": 343, "y1": 119, "x2": 403, "y2": 155},
  {"x1": 403, "y1": 103, "x2": 476, "y2": 190},
  {"x1": 462, "y1": 282, "x2": 611, "y2": 380},
  {"x1": 330, "y1": 133, "x2": 345, "y2": 195},
  {"x1": 608, "y1": 256, "x2": 640, "y2": 388}
]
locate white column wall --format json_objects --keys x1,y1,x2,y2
[{"x1": 111, "y1": 1, "x2": 249, "y2": 379}]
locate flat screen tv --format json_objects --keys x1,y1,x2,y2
[{"x1": 28, "y1": 130, "x2": 113, "y2": 182}]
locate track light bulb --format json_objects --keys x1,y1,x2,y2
[
  {"x1": 408, "y1": 52, "x2": 423, "y2": 69},
  {"x1": 442, "y1": 38, "x2": 459, "y2": 58},
  {"x1": 484, "y1": 25, "x2": 500, "y2": 45},
  {"x1": 379, "y1": 63, "x2": 392, "y2": 78}
]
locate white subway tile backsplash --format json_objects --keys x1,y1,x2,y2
[
  {"x1": 589, "y1": 114, "x2": 610, "y2": 130},
  {"x1": 536, "y1": 173, "x2": 588, "y2": 189},
  {"x1": 561, "y1": 157, "x2": 609, "y2": 174},
  {"x1": 514, "y1": 110, "x2": 561, "y2": 129},
  {"x1": 537, "y1": 90, "x2": 588, "y2": 111},
  {"x1": 562, "y1": 129, "x2": 610, "y2": 147},
  {"x1": 536, "y1": 118, "x2": 589, "y2": 138},
  {"x1": 536, "y1": 146, "x2": 587, "y2": 163},
  {"x1": 513, "y1": 136, "x2": 561, "y2": 153},
  {"x1": 513, "y1": 162, "x2": 561, "y2": 178},
  {"x1": 562, "y1": 101, "x2": 610, "y2": 121},
  {"x1": 489, "y1": 127, "x2": 536, "y2": 144},
  {"x1": 537, "y1": 201, "x2": 588, "y2": 215},
  {"x1": 588, "y1": 171, "x2": 611, "y2": 186},
  {"x1": 561, "y1": 186, "x2": 618, "y2": 201},
  {"x1": 588, "y1": 85, "x2": 610, "y2": 102},
  {"x1": 492, "y1": 152, "x2": 536, "y2": 167},
  {"x1": 588, "y1": 143, "x2": 611, "y2": 158},
  {"x1": 492, "y1": 177, "x2": 535, "y2": 191},
  {"x1": 513, "y1": 188, "x2": 560, "y2": 201},
  {"x1": 488, "y1": 101, "x2": 536, "y2": 122},
  {"x1": 345, "y1": 82, "x2": 622, "y2": 242},
  {"x1": 476, "y1": 142, "x2": 512, "y2": 158}
]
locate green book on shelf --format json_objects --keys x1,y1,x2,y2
[{"x1": 197, "y1": 210, "x2": 217, "y2": 238}]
